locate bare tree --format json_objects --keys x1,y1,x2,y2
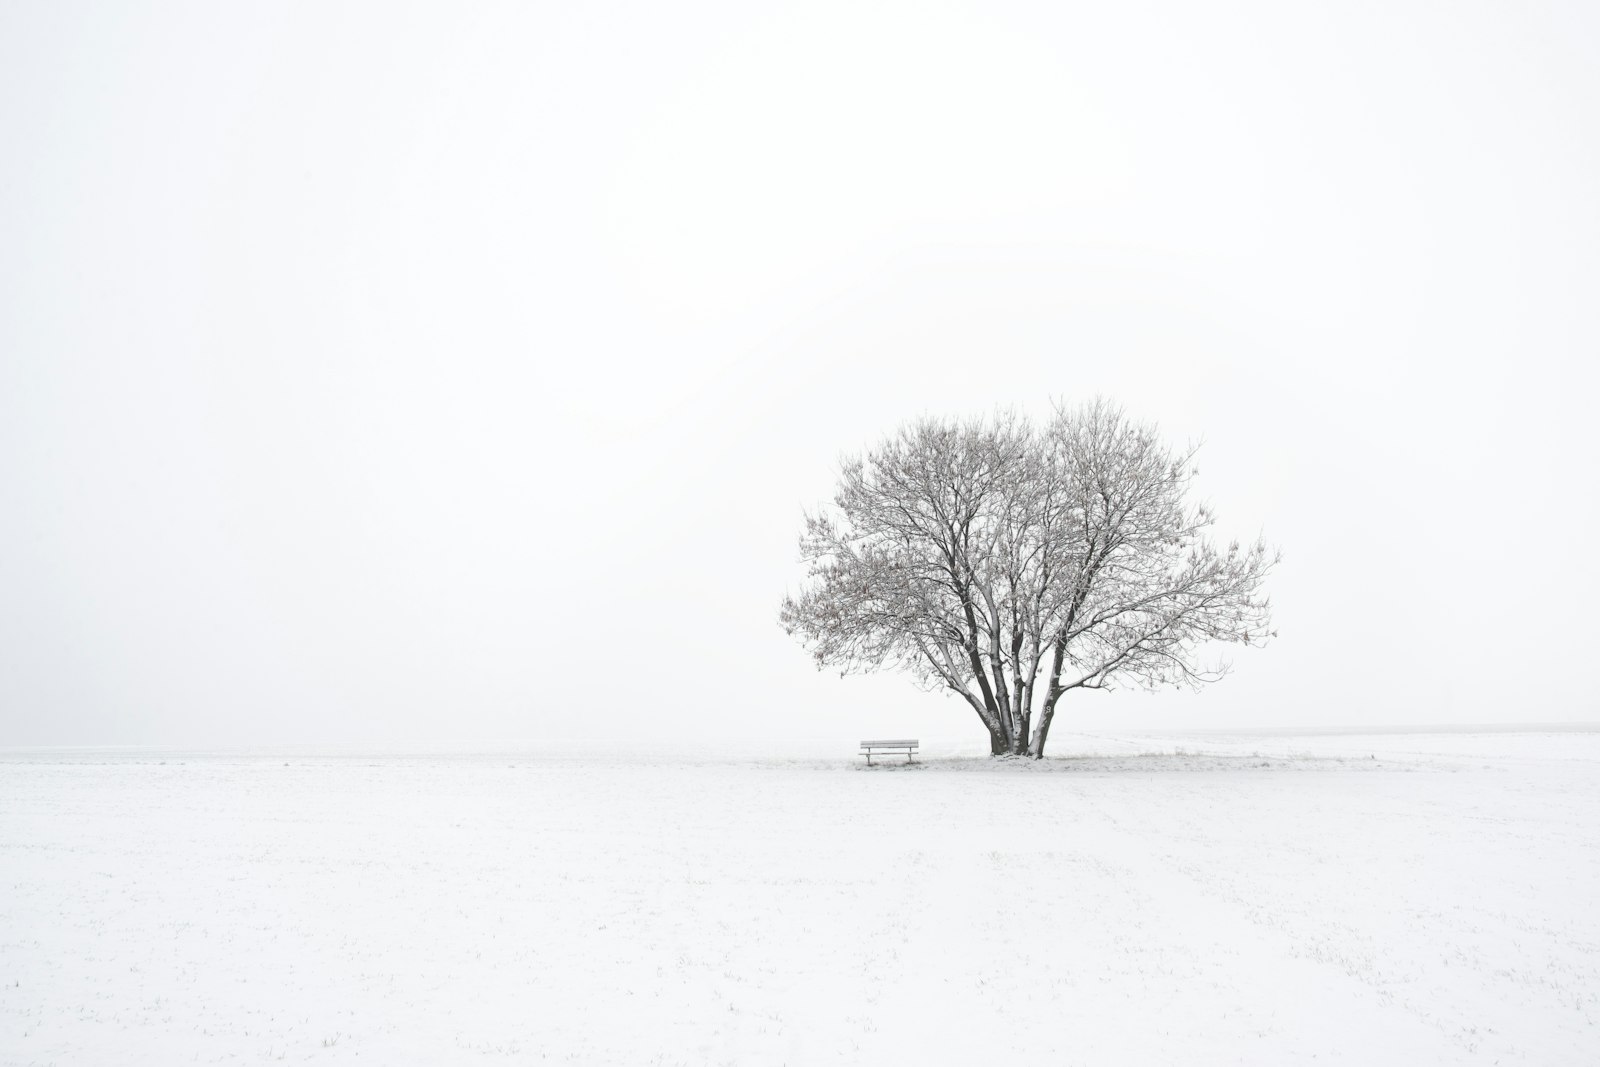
[{"x1": 779, "y1": 400, "x2": 1279, "y2": 758}]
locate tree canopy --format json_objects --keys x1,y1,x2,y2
[{"x1": 780, "y1": 401, "x2": 1278, "y2": 757}]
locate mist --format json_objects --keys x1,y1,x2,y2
[{"x1": 3, "y1": 0, "x2": 1597, "y2": 746}]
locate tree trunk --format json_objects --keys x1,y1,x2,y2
[
  {"x1": 956, "y1": 687, "x2": 1006, "y2": 756},
  {"x1": 1018, "y1": 677, "x2": 1034, "y2": 752},
  {"x1": 1028, "y1": 715, "x2": 1051, "y2": 757},
  {"x1": 1028, "y1": 695, "x2": 1059, "y2": 758},
  {"x1": 1029, "y1": 639, "x2": 1067, "y2": 758},
  {"x1": 1006, "y1": 721, "x2": 1029, "y2": 756}
]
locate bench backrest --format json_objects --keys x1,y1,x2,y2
[{"x1": 860, "y1": 739, "x2": 919, "y2": 748}]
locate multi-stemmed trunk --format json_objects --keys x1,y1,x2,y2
[
  {"x1": 980, "y1": 733, "x2": 1047, "y2": 757},
  {"x1": 979, "y1": 692, "x2": 1054, "y2": 757},
  {"x1": 965, "y1": 637, "x2": 1066, "y2": 757},
  {"x1": 984, "y1": 714, "x2": 1057, "y2": 758}
]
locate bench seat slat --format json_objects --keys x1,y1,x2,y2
[{"x1": 859, "y1": 740, "x2": 919, "y2": 764}]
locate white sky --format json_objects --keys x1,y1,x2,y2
[{"x1": 3, "y1": 0, "x2": 1597, "y2": 745}]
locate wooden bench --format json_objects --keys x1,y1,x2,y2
[{"x1": 860, "y1": 739, "x2": 919, "y2": 765}]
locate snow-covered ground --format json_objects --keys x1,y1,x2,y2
[{"x1": 3, "y1": 729, "x2": 1597, "y2": 1065}]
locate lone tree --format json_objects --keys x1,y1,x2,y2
[{"x1": 780, "y1": 400, "x2": 1278, "y2": 758}]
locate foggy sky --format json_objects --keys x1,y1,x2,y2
[{"x1": 3, "y1": 1, "x2": 1597, "y2": 745}]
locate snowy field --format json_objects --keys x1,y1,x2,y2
[{"x1": 3, "y1": 729, "x2": 1598, "y2": 1066}]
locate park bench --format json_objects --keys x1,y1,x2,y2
[{"x1": 859, "y1": 739, "x2": 919, "y2": 765}]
